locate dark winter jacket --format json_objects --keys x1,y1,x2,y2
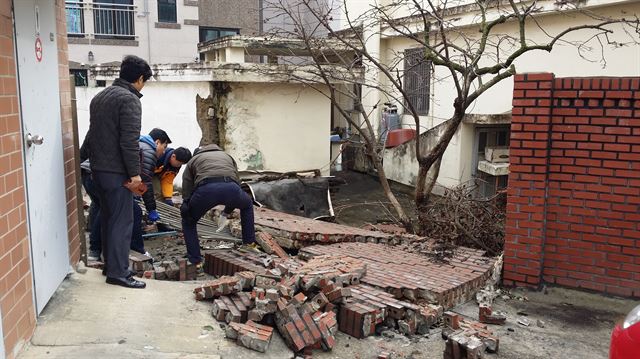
[
  {"x1": 182, "y1": 144, "x2": 239, "y2": 201},
  {"x1": 139, "y1": 135, "x2": 158, "y2": 211},
  {"x1": 85, "y1": 78, "x2": 142, "y2": 177}
]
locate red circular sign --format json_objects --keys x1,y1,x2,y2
[{"x1": 35, "y1": 37, "x2": 42, "y2": 62}]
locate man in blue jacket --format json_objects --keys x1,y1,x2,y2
[
  {"x1": 86, "y1": 55, "x2": 151, "y2": 289},
  {"x1": 131, "y1": 128, "x2": 171, "y2": 255}
]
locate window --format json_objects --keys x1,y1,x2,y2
[
  {"x1": 199, "y1": 27, "x2": 240, "y2": 60},
  {"x1": 199, "y1": 27, "x2": 240, "y2": 43},
  {"x1": 473, "y1": 126, "x2": 511, "y2": 198},
  {"x1": 70, "y1": 69, "x2": 88, "y2": 87},
  {"x1": 65, "y1": 1, "x2": 84, "y2": 36},
  {"x1": 403, "y1": 47, "x2": 431, "y2": 115},
  {"x1": 158, "y1": 0, "x2": 177, "y2": 23},
  {"x1": 94, "y1": 0, "x2": 135, "y2": 39}
]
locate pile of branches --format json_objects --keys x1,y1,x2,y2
[{"x1": 418, "y1": 183, "x2": 506, "y2": 257}]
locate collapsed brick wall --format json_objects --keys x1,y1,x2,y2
[{"x1": 504, "y1": 73, "x2": 640, "y2": 298}]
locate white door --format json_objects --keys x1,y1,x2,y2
[
  {"x1": 0, "y1": 309, "x2": 5, "y2": 358},
  {"x1": 14, "y1": 0, "x2": 70, "y2": 314}
]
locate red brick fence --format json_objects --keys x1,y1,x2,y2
[{"x1": 503, "y1": 73, "x2": 640, "y2": 298}]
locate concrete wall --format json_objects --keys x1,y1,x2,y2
[
  {"x1": 199, "y1": 0, "x2": 260, "y2": 34},
  {"x1": 263, "y1": 0, "x2": 333, "y2": 36},
  {"x1": 225, "y1": 82, "x2": 331, "y2": 175},
  {"x1": 382, "y1": 119, "x2": 452, "y2": 188},
  {"x1": 371, "y1": 1, "x2": 640, "y2": 189},
  {"x1": 68, "y1": 0, "x2": 199, "y2": 65},
  {"x1": 76, "y1": 80, "x2": 332, "y2": 182}
]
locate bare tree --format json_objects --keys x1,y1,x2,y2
[
  {"x1": 255, "y1": 0, "x2": 415, "y2": 228},
  {"x1": 258, "y1": 0, "x2": 639, "y2": 227}
]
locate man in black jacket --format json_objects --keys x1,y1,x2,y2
[
  {"x1": 180, "y1": 144, "x2": 257, "y2": 265},
  {"x1": 86, "y1": 55, "x2": 152, "y2": 289}
]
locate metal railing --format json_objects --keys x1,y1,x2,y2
[{"x1": 65, "y1": 1, "x2": 137, "y2": 39}]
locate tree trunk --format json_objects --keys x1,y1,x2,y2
[
  {"x1": 370, "y1": 154, "x2": 412, "y2": 231},
  {"x1": 414, "y1": 112, "x2": 464, "y2": 206}
]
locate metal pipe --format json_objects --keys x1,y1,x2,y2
[{"x1": 143, "y1": 0, "x2": 151, "y2": 63}]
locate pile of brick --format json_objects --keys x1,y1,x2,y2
[
  {"x1": 203, "y1": 249, "x2": 270, "y2": 276},
  {"x1": 226, "y1": 320, "x2": 274, "y2": 353},
  {"x1": 229, "y1": 207, "x2": 411, "y2": 249},
  {"x1": 300, "y1": 242, "x2": 495, "y2": 308},
  {"x1": 274, "y1": 291, "x2": 340, "y2": 352},
  {"x1": 193, "y1": 242, "x2": 498, "y2": 355},
  {"x1": 130, "y1": 253, "x2": 197, "y2": 281},
  {"x1": 194, "y1": 252, "x2": 353, "y2": 354},
  {"x1": 345, "y1": 284, "x2": 443, "y2": 337},
  {"x1": 442, "y1": 312, "x2": 499, "y2": 359}
]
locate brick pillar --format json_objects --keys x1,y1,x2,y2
[{"x1": 503, "y1": 73, "x2": 555, "y2": 287}]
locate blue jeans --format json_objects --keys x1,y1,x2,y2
[
  {"x1": 182, "y1": 182, "x2": 255, "y2": 264},
  {"x1": 82, "y1": 172, "x2": 102, "y2": 254},
  {"x1": 131, "y1": 200, "x2": 144, "y2": 254}
]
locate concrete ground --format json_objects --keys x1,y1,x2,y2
[{"x1": 18, "y1": 266, "x2": 634, "y2": 359}]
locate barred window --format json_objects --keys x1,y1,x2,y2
[
  {"x1": 403, "y1": 47, "x2": 431, "y2": 115},
  {"x1": 158, "y1": 0, "x2": 177, "y2": 23}
]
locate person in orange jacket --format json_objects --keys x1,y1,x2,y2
[{"x1": 154, "y1": 147, "x2": 192, "y2": 205}]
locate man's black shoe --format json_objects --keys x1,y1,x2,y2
[{"x1": 106, "y1": 276, "x2": 146, "y2": 289}]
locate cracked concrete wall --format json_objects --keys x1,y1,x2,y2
[
  {"x1": 224, "y1": 82, "x2": 331, "y2": 175},
  {"x1": 382, "y1": 119, "x2": 459, "y2": 193}
]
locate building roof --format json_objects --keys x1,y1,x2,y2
[{"x1": 198, "y1": 35, "x2": 360, "y2": 58}]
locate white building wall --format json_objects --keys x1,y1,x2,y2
[
  {"x1": 68, "y1": 0, "x2": 199, "y2": 65},
  {"x1": 374, "y1": 1, "x2": 640, "y2": 188},
  {"x1": 225, "y1": 83, "x2": 331, "y2": 175},
  {"x1": 76, "y1": 80, "x2": 332, "y2": 184},
  {"x1": 77, "y1": 81, "x2": 210, "y2": 183}
]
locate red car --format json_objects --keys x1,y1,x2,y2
[{"x1": 610, "y1": 304, "x2": 640, "y2": 359}]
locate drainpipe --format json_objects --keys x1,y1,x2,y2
[
  {"x1": 258, "y1": 0, "x2": 264, "y2": 63},
  {"x1": 258, "y1": 0, "x2": 263, "y2": 34},
  {"x1": 142, "y1": 0, "x2": 152, "y2": 63}
]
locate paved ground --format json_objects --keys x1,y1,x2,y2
[{"x1": 18, "y1": 267, "x2": 633, "y2": 359}]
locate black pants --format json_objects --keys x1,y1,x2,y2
[
  {"x1": 83, "y1": 172, "x2": 145, "y2": 255},
  {"x1": 92, "y1": 171, "x2": 133, "y2": 279},
  {"x1": 182, "y1": 182, "x2": 255, "y2": 264}
]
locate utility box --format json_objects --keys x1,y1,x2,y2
[{"x1": 485, "y1": 146, "x2": 509, "y2": 163}]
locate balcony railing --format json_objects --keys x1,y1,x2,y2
[{"x1": 65, "y1": 1, "x2": 137, "y2": 39}]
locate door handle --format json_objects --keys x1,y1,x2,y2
[{"x1": 26, "y1": 133, "x2": 44, "y2": 147}]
